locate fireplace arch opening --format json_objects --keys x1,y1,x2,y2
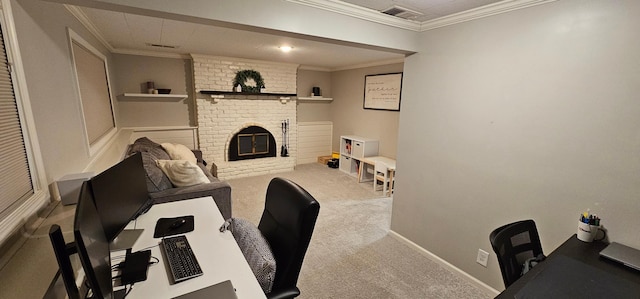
[{"x1": 228, "y1": 126, "x2": 277, "y2": 161}]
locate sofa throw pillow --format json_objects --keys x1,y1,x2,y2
[
  {"x1": 156, "y1": 160, "x2": 210, "y2": 187},
  {"x1": 226, "y1": 218, "x2": 276, "y2": 294},
  {"x1": 161, "y1": 143, "x2": 197, "y2": 164}
]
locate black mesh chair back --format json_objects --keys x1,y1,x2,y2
[
  {"x1": 258, "y1": 177, "x2": 320, "y2": 299},
  {"x1": 489, "y1": 219, "x2": 543, "y2": 287}
]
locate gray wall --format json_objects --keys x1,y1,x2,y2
[
  {"x1": 112, "y1": 54, "x2": 194, "y2": 127},
  {"x1": 13, "y1": 0, "x2": 115, "y2": 184},
  {"x1": 330, "y1": 63, "x2": 403, "y2": 158},
  {"x1": 393, "y1": 0, "x2": 640, "y2": 290},
  {"x1": 296, "y1": 69, "x2": 331, "y2": 122}
]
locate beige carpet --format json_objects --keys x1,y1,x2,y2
[
  {"x1": 0, "y1": 162, "x2": 489, "y2": 298},
  {"x1": 227, "y1": 163, "x2": 489, "y2": 298}
]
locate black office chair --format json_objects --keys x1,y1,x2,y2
[
  {"x1": 229, "y1": 177, "x2": 320, "y2": 299},
  {"x1": 489, "y1": 219, "x2": 544, "y2": 288},
  {"x1": 46, "y1": 224, "x2": 80, "y2": 299}
]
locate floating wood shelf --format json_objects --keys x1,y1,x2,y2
[
  {"x1": 297, "y1": 96, "x2": 333, "y2": 101},
  {"x1": 118, "y1": 93, "x2": 187, "y2": 101}
]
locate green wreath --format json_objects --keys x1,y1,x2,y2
[{"x1": 233, "y1": 69, "x2": 265, "y2": 93}]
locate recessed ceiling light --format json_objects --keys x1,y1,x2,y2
[{"x1": 279, "y1": 46, "x2": 293, "y2": 53}]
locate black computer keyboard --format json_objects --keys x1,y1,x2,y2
[{"x1": 161, "y1": 235, "x2": 203, "y2": 283}]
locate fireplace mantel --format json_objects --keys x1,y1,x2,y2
[{"x1": 200, "y1": 90, "x2": 296, "y2": 97}]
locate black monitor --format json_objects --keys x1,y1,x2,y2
[
  {"x1": 90, "y1": 152, "x2": 151, "y2": 250},
  {"x1": 74, "y1": 180, "x2": 113, "y2": 299}
]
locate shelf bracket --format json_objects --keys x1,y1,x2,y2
[{"x1": 210, "y1": 94, "x2": 224, "y2": 103}]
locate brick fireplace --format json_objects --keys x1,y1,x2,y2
[{"x1": 192, "y1": 54, "x2": 298, "y2": 180}]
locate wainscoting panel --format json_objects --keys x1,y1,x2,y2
[
  {"x1": 297, "y1": 121, "x2": 332, "y2": 165},
  {"x1": 128, "y1": 126, "x2": 198, "y2": 149}
]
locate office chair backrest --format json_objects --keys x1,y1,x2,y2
[
  {"x1": 489, "y1": 219, "x2": 543, "y2": 287},
  {"x1": 258, "y1": 177, "x2": 320, "y2": 296}
]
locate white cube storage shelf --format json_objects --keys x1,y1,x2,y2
[{"x1": 339, "y1": 135, "x2": 378, "y2": 178}]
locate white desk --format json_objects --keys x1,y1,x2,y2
[
  {"x1": 358, "y1": 156, "x2": 396, "y2": 196},
  {"x1": 114, "y1": 197, "x2": 265, "y2": 299}
]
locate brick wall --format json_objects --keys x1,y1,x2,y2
[
  {"x1": 192, "y1": 54, "x2": 298, "y2": 179},
  {"x1": 192, "y1": 54, "x2": 297, "y2": 93}
]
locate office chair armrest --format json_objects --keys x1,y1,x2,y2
[{"x1": 266, "y1": 287, "x2": 300, "y2": 299}]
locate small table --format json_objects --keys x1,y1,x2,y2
[
  {"x1": 496, "y1": 235, "x2": 640, "y2": 298},
  {"x1": 114, "y1": 197, "x2": 266, "y2": 299},
  {"x1": 358, "y1": 156, "x2": 396, "y2": 196}
]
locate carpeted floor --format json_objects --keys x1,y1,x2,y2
[
  {"x1": 0, "y1": 162, "x2": 490, "y2": 298},
  {"x1": 227, "y1": 163, "x2": 489, "y2": 298}
]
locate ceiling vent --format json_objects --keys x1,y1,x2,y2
[
  {"x1": 381, "y1": 5, "x2": 423, "y2": 20},
  {"x1": 145, "y1": 43, "x2": 179, "y2": 49}
]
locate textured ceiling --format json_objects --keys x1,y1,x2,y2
[
  {"x1": 76, "y1": 0, "x2": 506, "y2": 70},
  {"x1": 79, "y1": 7, "x2": 407, "y2": 70}
]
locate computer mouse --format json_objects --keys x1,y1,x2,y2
[{"x1": 170, "y1": 218, "x2": 187, "y2": 229}]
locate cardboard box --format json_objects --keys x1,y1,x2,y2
[{"x1": 317, "y1": 156, "x2": 332, "y2": 165}]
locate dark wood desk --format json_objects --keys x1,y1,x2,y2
[{"x1": 496, "y1": 235, "x2": 640, "y2": 298}]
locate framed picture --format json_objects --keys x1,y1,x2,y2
[{"x1": 363, "y1": 72, "x2": 403, "y2": 111}]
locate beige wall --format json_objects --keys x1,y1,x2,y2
[
  {"x1": 393, "y1": 0, "x2": 640, "y2": 290},
  {"x1": 13, "y1": 0, "x2": 114, "y2": 184},
  {"x1": 296, "y1": 69, "x2": 332, "y2": 122},
  {"x1": 112, "y1": 54, "x2": 194, "y2": 127},
  {"x1": 330, "y1": 63, "x2": 403, "y2": 158}
]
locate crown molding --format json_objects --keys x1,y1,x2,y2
[
  {"x1": 420, "y1": 0, "x2": 557, "y2": 31},
  {"x1": 285, "y1": 0, "x2": 421, "y2": 31},
  {"x1": 286, "y1": 0, "x2": 556, "y2": 32},
  {"x1": 64, "y1": 5, "x2": 114, "y2": 52},
  {"x1": 299, "y1": 57, "x2": 404, "y2": 72},
  {"x1": 332, "y1": 57, "x2": 404, "y2": 72},
  {"x1": 112, "y1": 48, "x2": 190, "y2": 59}
]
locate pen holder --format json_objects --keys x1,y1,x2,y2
[{"x1": 577, "y1": 221, "x2": 605, "y2": 242}]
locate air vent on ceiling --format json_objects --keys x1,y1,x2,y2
[
  {"x1": 381, "y1": 5, "x2": 423, "y2": 20},
  {"x1": 145, "y1": 43, "x2": 179, "y2": 49}
]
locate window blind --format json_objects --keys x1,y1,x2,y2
[
  {"x1": 71, "y1": 41, "x2": 114, "y2": 145},
  {"x1": 0, "y1": 23, "x2": 33, "y2": 214}
]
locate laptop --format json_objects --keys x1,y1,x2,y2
[
  {"x1": 600, "y1": 242, "x2": 640, "y2": 271},
  {"x1": 172, "y1": 280, "x2": 238, "y2": 299}
]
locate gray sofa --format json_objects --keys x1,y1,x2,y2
[{"x1": 127, "y1": 137, "x2": 232, "y2": 219}]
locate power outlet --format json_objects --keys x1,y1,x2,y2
[{"x1": 476, "y1": 249, "x2": 489, "y2": 267}]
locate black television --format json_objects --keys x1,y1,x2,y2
[
  {"x1": 74, "y1": 180, "x2": 114, "y2": 299},
  {"x1": 90, "y1": 152, "x2": 151, "y2": 251}
]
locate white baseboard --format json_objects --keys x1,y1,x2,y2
[
  {"x1": 0, "y1": 190, "x2": 50, "y2": 246},
  {"x1": 389, "y1": 230, "x2": 500, "y2": 298}
]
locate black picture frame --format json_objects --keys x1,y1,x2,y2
[{"x1": 363, "y1": 72, "x2": 403, "y2": 111}]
